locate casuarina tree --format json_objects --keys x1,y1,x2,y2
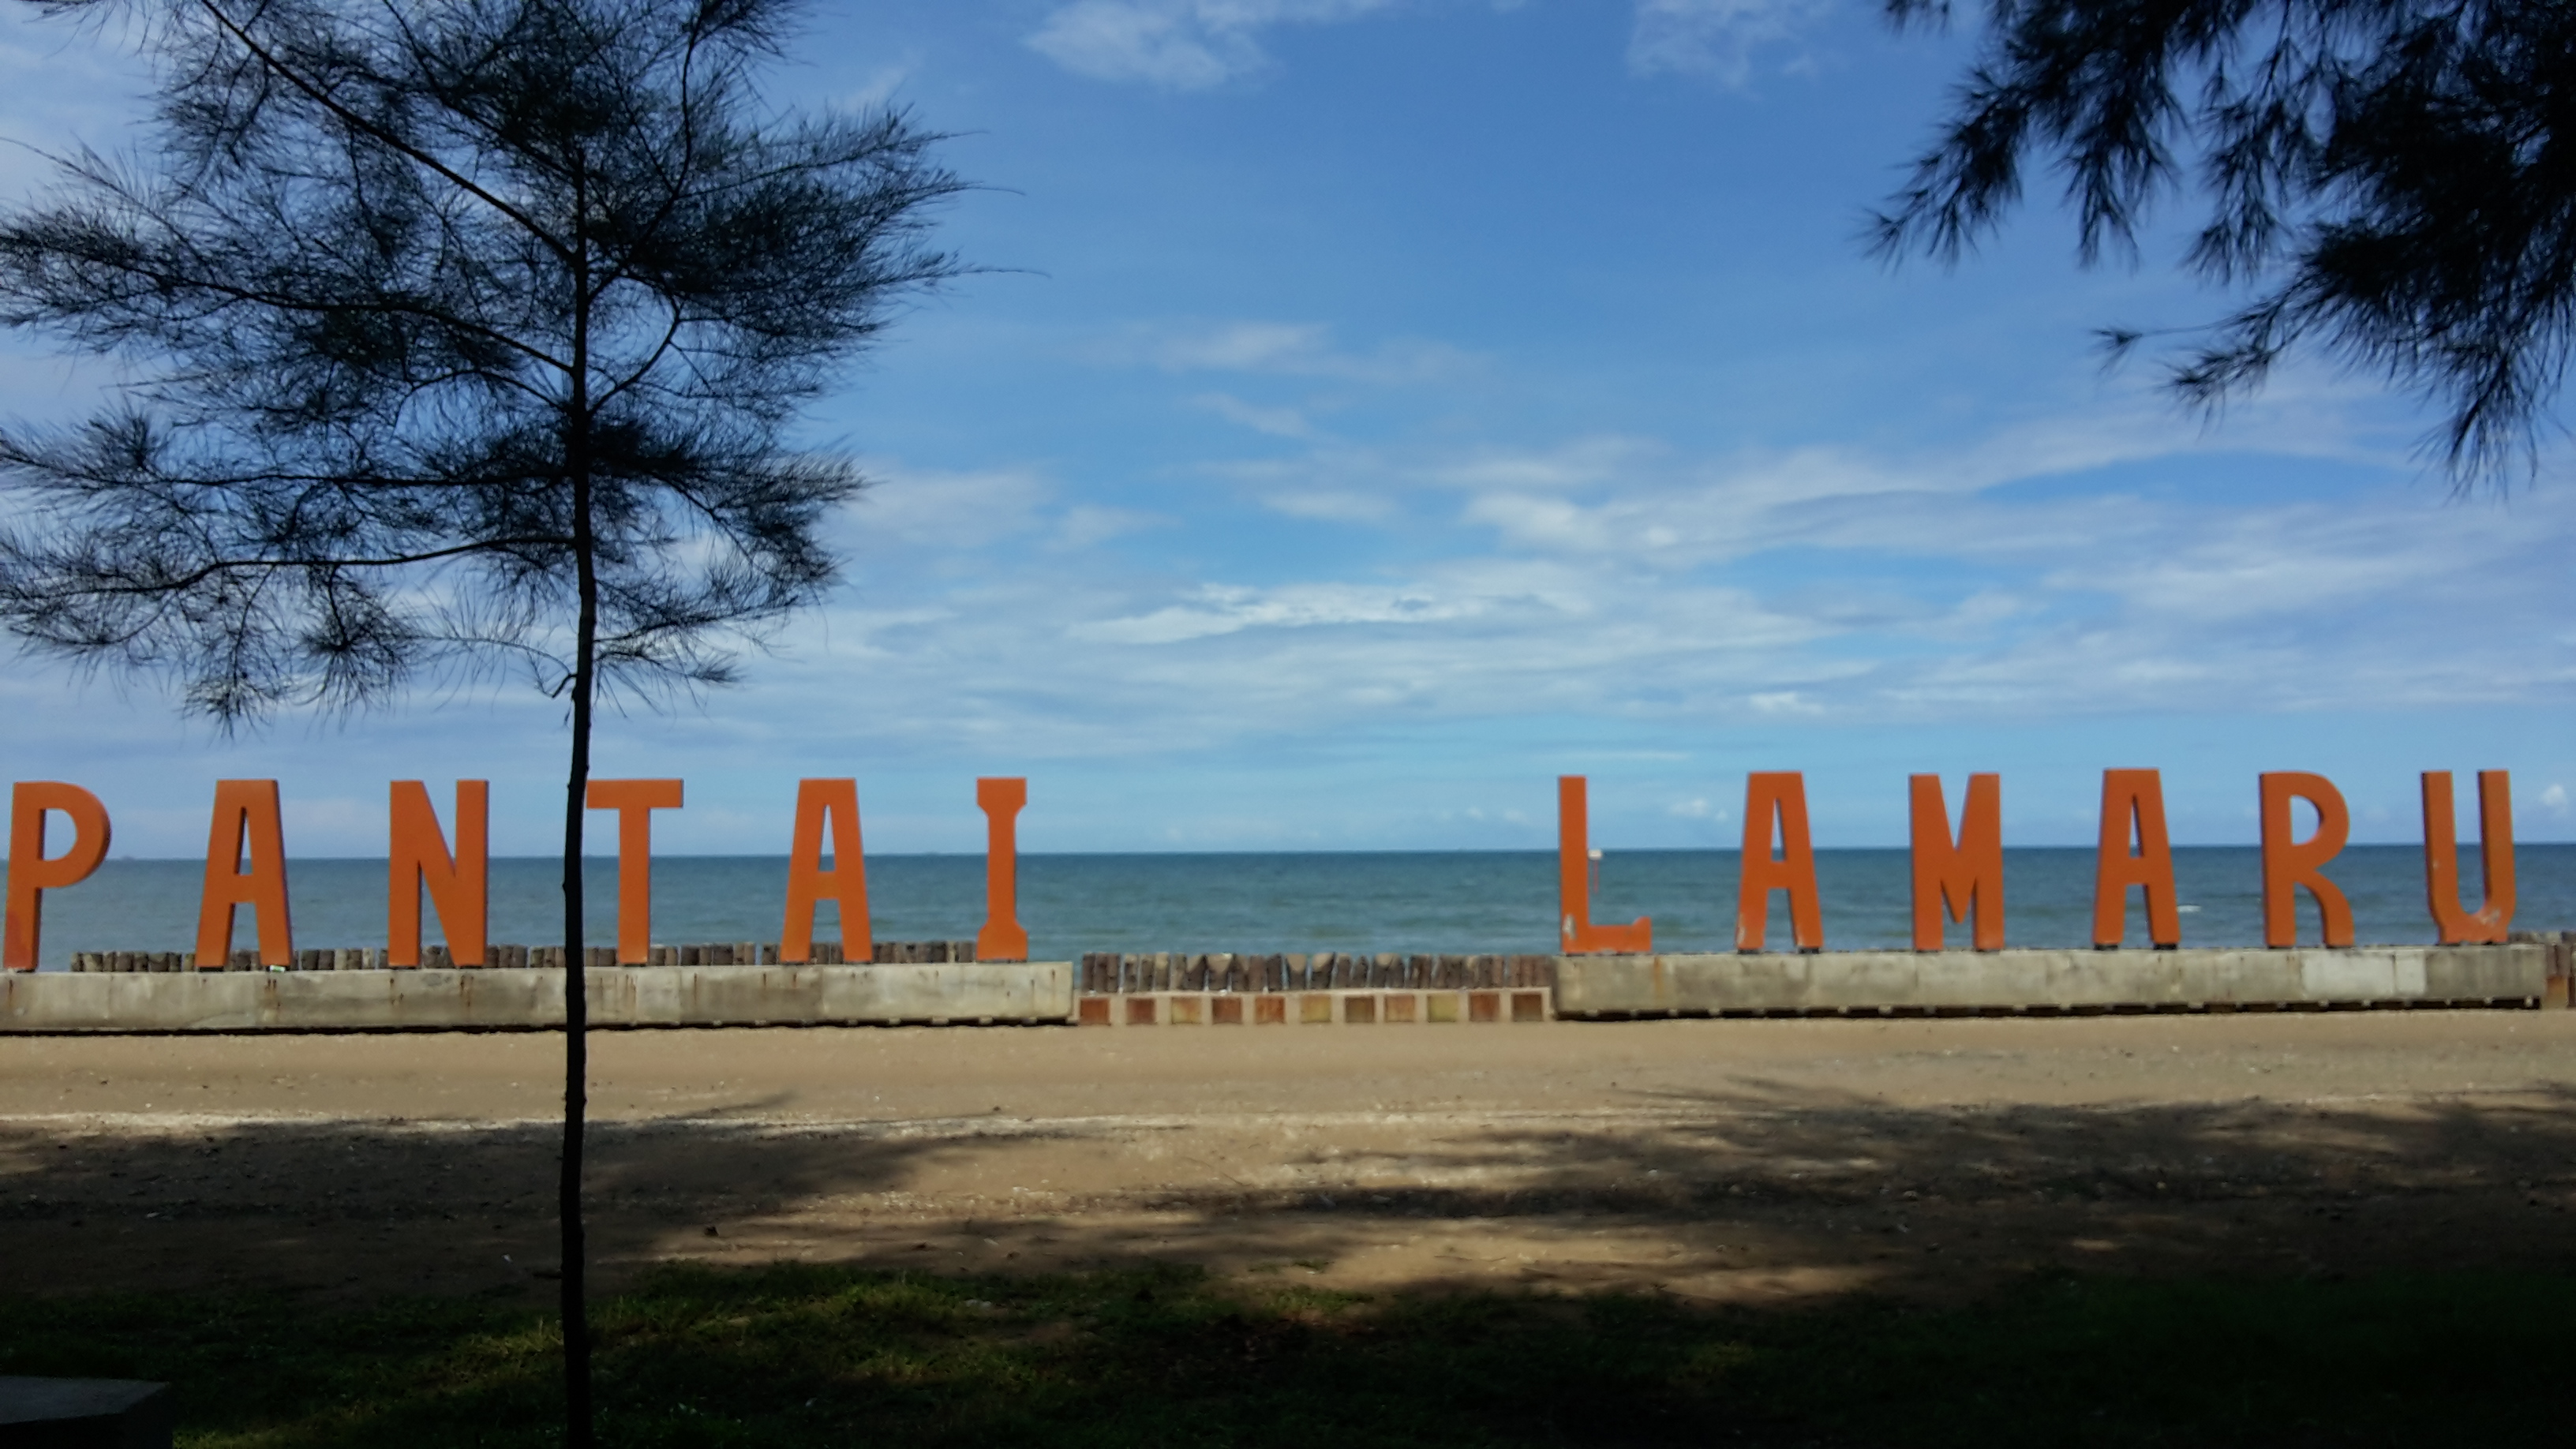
[
  {"x1": 0, "y1": 0, "x2": 968, "y2": 1438},
  {"x1": 1872, "y1": 1, "x2": 2574, "y2": 485}
]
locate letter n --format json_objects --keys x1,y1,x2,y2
[
  {"x1": 2091, "y1": 769, "x2": 2178, "y2": 948},
  {"x1": 1910, "y1": 773, "x2": 2001, "y2": 951},
  {"x1": 197, "y1": 780, "x2": 294, "y2": 968},
  {"x1": 2423, "y1": 770, "x2": 2514, "y2": 944},
  {"x1": 1737, "y1": 772, "x2": 1822, "y2": 952},
  {"x1": 782, "y1": 779, "x2": 870, "y2": 964},
  {"x1": 389, "y1": 781, "x2": 488, "y2": 967}
]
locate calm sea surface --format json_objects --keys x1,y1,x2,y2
[{"x1": 8, "y1": 845, "x2": 2567, "y2": 968}]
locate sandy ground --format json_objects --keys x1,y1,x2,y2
[{"x1": 2, "y1": 1009, "x2": 2571, "y2": 1305}]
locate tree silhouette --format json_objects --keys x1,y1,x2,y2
[
  {"x1": 0, "y1": 0, "x2": 968, "y2": 1438},
  {"x1": 1873, "y1": 0, "x2": 2574, "y2": 484}
]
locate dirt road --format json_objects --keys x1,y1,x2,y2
[{"x1": 2, "y1": 1010, "x2": 2570, "y2": 1303}]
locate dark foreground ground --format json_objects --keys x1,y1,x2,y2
[{"x1": 1, "y1": 1011, "x2": 2570, "y2": 1444}]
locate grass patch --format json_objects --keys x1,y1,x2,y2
[{"x1": 0, "y1": 1264, "x2": 2565, "y2": 1446}]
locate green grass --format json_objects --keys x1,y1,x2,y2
[{"x1": 0, "y1": 1264, "x2": 2566, "y2": 1446}]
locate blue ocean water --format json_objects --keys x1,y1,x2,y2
[{"x1": 8, "y1": 844, "x2": 2565, "y2": 968}]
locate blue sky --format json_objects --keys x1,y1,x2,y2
[{"x1": 2, "y1": 0, "x2": 2570, "y2": 859}]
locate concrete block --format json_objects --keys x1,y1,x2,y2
[
  {"x1": 0, "y1": 964, "x2": 1075, "y2": 1033},
  {"x1": 1552, "y1": 945, "x2": 2552, "y2": 1017},
  {"x1": 0, "y1": 1376, "x2": 172, "y2": 1447}
]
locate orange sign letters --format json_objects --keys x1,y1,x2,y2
[
  {"x1": 1910, "y1": 773, "x2": 2003, "y2": 951},
  {"x1": 975, "y1": 777, "x2": 1029, "y2": 963},
  {"x1": 2091, "y1": 769, "x2": 2179, "y2": 948},
  {"x1": 1738, "y1": 772, "x2": 1823, "y2": 952},
  {"x1": 389, "y1": 780, "x2": 488, "y2": 967},
  {"x1": 586, "y1": 779, "x2": 682, "y2": 964},
  {"x1": 0, "y1": 766, "x2": 2545, "y2": 966},
  {"x1": 1556, "y1": 775, "x2": 1650, "y2": 954},
  {"x1": 4, "y1": 782, "x2": 111, "y2": 971},
  {"x1": 782, "y1": 778, "x2": 871, "y2": 964},
  {"x1": 196, "y1": 780, "x2": 294, "y2": 967},
  {"x1": 2258, "y1": 772, "x2": 2353, "y2": 947},
  {"x1": 2423, "y1": 769, "x2": 2514, "y2": 944}
]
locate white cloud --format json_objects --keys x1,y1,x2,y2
[
  {"x1": 1260, "y1": 489, "x2": 1396, "y2": 522},
  {"x1": 1028, "y1": 0, "x2": 1402, "y2": 90},
  {"x1": 1628, "y1": 0, "x2": 1837, "y2": 87},
  {"x1": 1748, "y1": 691, "x2": 1823, "y2": 715},
  {"x1": 841, "y1": 462, "x2": 1054, "y2": 552},
  {"x1": 1102, "y1": 320, "x2": 1481, "y2": 382},
  {"x1": 1193, "y1": 391, "x2": 1315, "y2": 437},
  {"x1": 1054, "y1": 504, "x2": 1170, "y2": 549},
  {"x1": 839, "y1": 55, "x2": 920, "y2": 110},
  {"x1": 1071, "y1": 581, "x2": 1491, "y2": 644},
  {"x1": 2543, "y1": 783, "x2": 2568, "y2": 814}
]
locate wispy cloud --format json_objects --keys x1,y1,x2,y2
[
  {"x1": 1028, "y1": 0, "x2": 1403, "y2": 90},
  {"x1": 839, "y1": 54, "x2": 920, "y2": 110},
  {"x1": 1628, "y1": 0, "x2": 1837, "y2": 87},
  {"x1": 1259, "y1": 489, "x2": 1397, "y2": 522},
  {"x1": 1193, "y1": 391, "x2": 1316, "y2": 437},
  {"x1": 1103, "y1": 320, "x2": 1480, "y2": 382}
]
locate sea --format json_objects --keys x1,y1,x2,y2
[{"x1": 8, "y1": 844, "x2": 2567, "y2": 969}]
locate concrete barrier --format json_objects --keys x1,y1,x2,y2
[
  {"x1": 0, "y1": 963, "x2": 1076, "y2": 1033},
  {"x1": 1552, "y1": 944, "x2": 2554, "y2": 1017}
]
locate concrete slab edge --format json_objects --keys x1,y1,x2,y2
[
  {"x1": 0, "y1": 963, "x2": 1076, "y2": 1034},
  {"x1": 1553, "y1": 944, "x2": 2556, "y2": 1017}
]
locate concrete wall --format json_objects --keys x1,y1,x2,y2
[
  {"x1": 1553, "y1": 944, "x2": 2555, "y2": 1017},
  {"x1": 0, "y1": 963, "x2": 1075, "y2": 1033}
]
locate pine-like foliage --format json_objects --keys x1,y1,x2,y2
[
  {"x1": 0, "y1": 4, "x2": 966, "y2": 1440},
  {"x1": 1874, "y1": 1, "x2": 2574, "y2": 483},
  {"x1": 0, "y1": 0, "x2": 966, "y2": 716}
]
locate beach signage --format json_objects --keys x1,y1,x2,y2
[{"x1": 0, "y1": 769, "x2": 2520, "y2": 971}]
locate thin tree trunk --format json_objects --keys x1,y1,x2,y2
[{"x1": 560, "y1": 166, "x2": 598, "y2": 1449}]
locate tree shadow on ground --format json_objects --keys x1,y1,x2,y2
[
  {"x1": 0, "y1": 1080, "x2": 2567, "y2": 1305},
  {"x1": 0, "y1": 1082, "x2": 2571, "y2": 1443}
]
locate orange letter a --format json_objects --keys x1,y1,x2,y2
[
  {"x1": 2091, "y1": 769, "x2": 2178, "y2": 948},
  {"x1": 1737, "y1": 772, "x2": 1823, "y2": 952},
  {"x1": 197, "y1": 780, "x2": 294, "y2": 968},
  {"x1": 1910, "y1": 773, "x2": 2002, "y2": 951},
  {"x1": 782, "y1": 779, "x2": 871, "y2": 964}
]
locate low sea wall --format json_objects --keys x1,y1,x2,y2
[
  {"x1": 1553, "y1": 942, "x2": 2565, "y2": 1018},
  {"x1": 64, "y1": 940, "x2": 977, "y2": 972},
  {"x1": 4, "y1": 942, "x2": 2565, "y2": 1033},
  {"x1": 0, "y1": 962, "x2": 1074, "y2": 1032}
]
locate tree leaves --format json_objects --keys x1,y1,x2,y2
[{"x1": 1876, "y1": 0, "x2": 2574, "y2": 485}]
